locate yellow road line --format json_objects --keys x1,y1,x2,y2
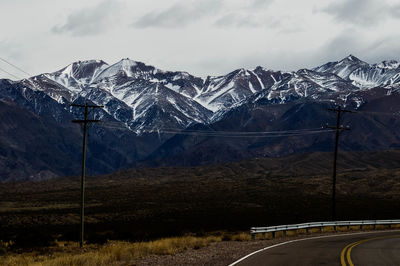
[
  {"x1": 340, "y1": 241, "x2": 357, "y2": 266},
  {"x1": 346, "y1": 239, "x2": 371, "y2": 266},
  {"x1": 340, "y1": 235, "x2": 400, "y2": 266}
]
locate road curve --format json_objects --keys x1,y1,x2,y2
[{"x1": 231, "y1": 230, "x2": 400, "y2": 266}]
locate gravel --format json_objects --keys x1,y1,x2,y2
[{"x1": 133, "y1": 230, "x2": 391, "y2": 266}]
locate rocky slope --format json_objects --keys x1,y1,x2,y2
[{"x1": 1, "y1": 55, "x2": 400, "y2": 179}]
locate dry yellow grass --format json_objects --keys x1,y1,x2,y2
[
  {"x1": 0, "y1": 235, "x2": 224, "y2": 266},
  {"x1": 391, "y1": 224, "x2": 400, "y2": 229},
  {"x1": 229, "y1": 232, "x2": 251, "y2": 241}
]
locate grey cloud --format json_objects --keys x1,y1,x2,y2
[
  {"x1": 52, "y1": 0, "x2": 122, "y2": 36},
  {"x1": 229, "y1": 30, "x2": 372, "y2": 73},
  {"x1": 318, "y1": 29, "x2": 366, "y2": 60},
  {"x1": 310, "y1": 30, "x2": 400, "y2": 67},
  {"x1": 249, "y1": 0, "x2": 274, "y2": 10},
  {"x1": 363, "y1": 36, "x2": 400, "y2": 63},
  {"x1": 0, "y1": 41, "x2": 22, "y2": 61},
  {"x1": 214, "y1": 13, "x2": 262, "y2": 28},
  {"x1": 133, "y1": 0, "x2": 223, "y2": 28},
  {"x1": 391, "y1": 5, "x2": 400, "y2": 17},
  {"x1": 320, "y1": 0, "x2": 400, "y2": 27},
  {"x1": 214, "y1": 0, "x2": 276, "y2": 29}
]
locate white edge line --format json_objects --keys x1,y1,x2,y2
[{"x1": 228, "y1": 229, "x2": 400, "y2": 266}]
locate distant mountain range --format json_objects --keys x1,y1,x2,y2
[{"x1": 1, "y1": 55, "x2": 400, "y2": 180}]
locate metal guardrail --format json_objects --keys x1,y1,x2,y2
[{"x1": 251, "y1": 220, "x2": 400, "y2": 240}]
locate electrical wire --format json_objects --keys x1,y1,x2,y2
[
  {"x1": 152, "y1": 129, "x2": 331, "y2": 138},
  {"x1": 356, "y1": 110, "x2": 400, "y2": 117},
  {"x1": 96, "y1": 107, "x2": 400, "y2": 137},
  {"x1": 0, "y1": 57, "x2": 32, "y2": 77},
  {"x1": 0, "y1": 66, "x2": 22, "y2": 80},
  {"x1": 96, "y1": 121, "x2": 331, "y2": 138},
  {"x1": 149, "y1": 127, "x2": 325, "y2": 134}
]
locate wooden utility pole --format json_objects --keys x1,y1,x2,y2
[
  {"x1": 71, "y1": 102, "x2": 103, "y2": 247},
  {"x1": 326, "y1": 106, "x2": 353, "y2": 221}
]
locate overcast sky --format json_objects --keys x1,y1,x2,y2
[{"x1": 1, "y1": 0, "x2": 400, "y2": 79}]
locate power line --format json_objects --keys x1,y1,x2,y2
[
  {"x1": 149, "y1": 127, "x2": 325, "y2": 134},
  {"x1": 96, "y1": 121, "x2": 331, "y2": 138},
  {"x1": 0, "y1": 66, "x2": 22, "y2": 80},
  {"x1": 152, "y1": 129, "x2": 330, "y2": 138},
  {"x1": 356, "y1": 110, "x2": 400, "y2": 117},
  {"x1": 0, "y1": 57, "x2": 32, "y2": 77}
]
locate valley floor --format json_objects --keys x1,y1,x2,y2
[{"x1": 1, "y1": 150, "x2": 400, "y2": 254}]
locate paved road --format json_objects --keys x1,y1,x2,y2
[{"x1": 232, "y1": 231, "x2": 400, "y2": 266}]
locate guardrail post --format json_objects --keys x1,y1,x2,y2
[{"x1": 249, "y1": 220, "x2": 400, "y2": 242}]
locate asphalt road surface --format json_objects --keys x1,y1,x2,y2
[{"x1": 232, "y1": 230, "x2": 400, "y2": 266}]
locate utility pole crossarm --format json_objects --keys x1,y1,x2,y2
[{"x1": 325, "y1": 125, "x2": 350, "y2": 131}]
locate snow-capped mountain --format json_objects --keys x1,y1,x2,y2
[
  {"x1": 313, "y1": 55, "x2": 400, "y2": 89},
  {"x1": 9, "y1": 55, "x2": 400, "y2": 135},
  {"x1": 2, "y1": 55, "x2": 400, "y2": 180},
  {"x1": 19, "y1": 59, "x2": 210, "y2": 132}
]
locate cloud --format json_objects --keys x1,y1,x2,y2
[
  {"x1": 0, "y1": 41, "x2": 22, "y2": 61},
  {"x1": 213, "y1": 0, "x2": 276, "y2": 29},
  {"x1": 362, "y1": 36, "x2": 400, "y2": 63},
  {"x1": 320, "y1": 0, "x2": 400, "y2": 27},
  {"x1": 214, "y1": 13, "x2": 262, "y2": 28},
  {"x1": 318, "y1": 29, "x2": 366, "y2": 60},
  {"x1": 248, "y1": 0, "x2": 274, "y2": 10},
  {"x1": 52, "y1": 0, "x2": 122, "y2": 36},
  {"x1": 308, "y1": 29, "x2": 400, "y2": 67},
  {"x1": 214, "y1": 13, "x2": 280, "y2": 28},
  {"x1": 133, "y1": 0, "x2": 224, "y2": 28}
]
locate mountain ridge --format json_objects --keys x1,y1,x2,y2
[
  {"x1": 2, "y1": 55, "x2": 400, "y2": 180},
  {"x1": 11, "y1": 54, "x2": 399, "y2": 134}
]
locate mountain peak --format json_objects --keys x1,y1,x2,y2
[
  {"x1": 347, "y1": 54, "x2": 358, "y2": 60},
  {"x1": 376, "y1": 60, "x2": 400, "y2": 69},
  {"x1": 75, "y1": 59, "x2": 107, "y2": 65},
  {"x1": 93, "y1": 58, "x2": 145, "y2": 81},
  {"x1": 116, "y1": 58, "x2": 139, "y2": 68},
  {"x1": 44, "y1": 59, "x2": 109, "y2": 91},
  {"x1": 57, "y1": 59, "x2": 108, "y2": 75},
  {"x1": 340, "y1": 54, "x2": 364, "y2": 64}
]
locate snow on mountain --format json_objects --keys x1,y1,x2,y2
[
  {"x1": 313, "y1": 55, "x2": 400, "y2": 89},
  {"x1": 20, "y1": 59, "x2": 213, "y2": 133},
  {"x1": 195, "y1": 68, "x2": 271, "y2": 112},
  {"x1": 94, "y1": 58, "x2": 141, "y2": 81},
  {"x1": 238, "y1": 68, "x2": 359, "y2": 109},
  {"x1": 85, "y1": 80, "x2": 211, "y2": 133},
  {"x1": 50, "y1": 60, "x2": 109, "y2": 92},
  {"x1": 11, "y1": 55, "x2": 400, "y2": 134}
]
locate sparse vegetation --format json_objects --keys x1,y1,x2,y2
[
  {"x1": 0, "y1": 234, "x2": 247, "y2": 266},
  {"x1": 1, "y1": 150, "x2": 400, "y2": 263}
]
